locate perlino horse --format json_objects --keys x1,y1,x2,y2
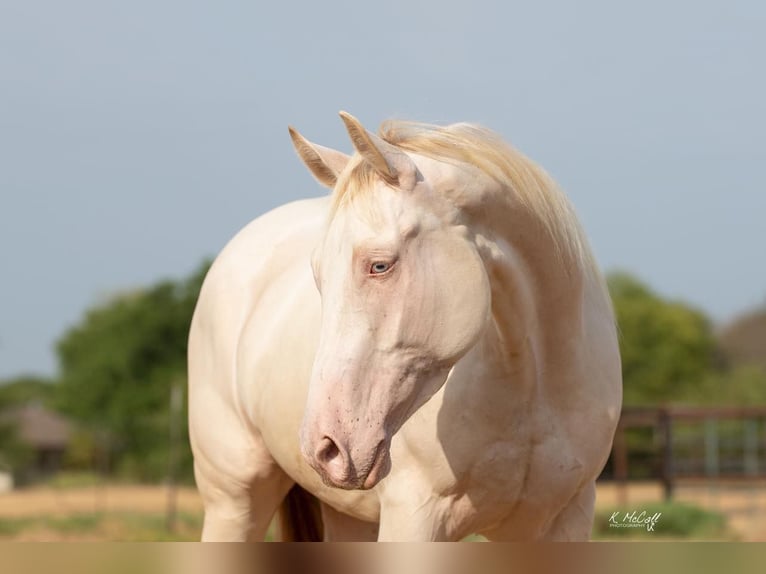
[{"x1": 188, "y1": 112, "x2": 622, "y2": 541}]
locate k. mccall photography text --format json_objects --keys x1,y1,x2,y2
[{"x1": 608, "y1": 510, "x2": 662, "y2": 532}]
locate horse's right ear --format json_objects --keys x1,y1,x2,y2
[{"x1": 288, "y1": 126, "x2": 350, "y2": 189}]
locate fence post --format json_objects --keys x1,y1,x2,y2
[
  {"x1": 166, "y1": 381, "x2": 183, "y2": 533},
  {"x1": 704, "y1": 418, "x2": 719, "y2": 479},
  {"x1": 613, "y1": 422, "x2": 629, "y2": 506},
  {"x1": 744, "y1": 419, "x2": 758, "y2": 476},
  {"x1": 659, "y1": 409, "x2": 674, "y2": 501},
  {"x1": 743, "y1": 418, "x2": 759, "y2": 533},
  {"x1": 704, "y1": 417, "x2": 720, "y2": 509}
]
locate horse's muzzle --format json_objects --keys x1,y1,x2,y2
[{"x1": 304, "y1": 435, "x2": 391, "y2": 490}]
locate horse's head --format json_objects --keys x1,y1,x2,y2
[{"x1": 290, "y1": 113, "x2": 491, "y2": 490}]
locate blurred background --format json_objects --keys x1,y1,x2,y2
[{"x1": 1, "y1": 1, "x2": 764, "y2": 540}]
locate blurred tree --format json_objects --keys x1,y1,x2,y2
[
  {"x1": 0, "y1": 421, "x2": 31, "y2": 473},
  {"x1": 607, "y1": 272, "x2": 719, "y2": 405},
  {"x1": 62, "y1": 428, "x2": 100, "y2": 471},
  {"x1": 54, "y1": 260, "x2": 210, "y2": 481},
  {"x1": 0, "y1": 375, "x2": 55, "y2": 408},
  {"x1": 717, "y1": 306, "x2": 766, "y2": 372},
  {"x1": 694, "y1": 366, "x2": 766, "y2": 406},
  {"x1": 0, "y1": 376, "x2": 52, "y2": 474}
]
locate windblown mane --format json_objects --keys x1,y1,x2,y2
[{"x1": 332, "y1": 120, "x2": 603, "y2": 285}]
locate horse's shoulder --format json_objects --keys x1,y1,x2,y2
[{"x1": 191, "y1": 196, "x2": 326, "y2": 349}]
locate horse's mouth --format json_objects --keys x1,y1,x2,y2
[{"x1": 361, "y1": 440, "x2": 392, "y2": 490}]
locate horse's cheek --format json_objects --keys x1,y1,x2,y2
[{"x1": 427, "y1": 237, "x2": 490, "y2": 362}]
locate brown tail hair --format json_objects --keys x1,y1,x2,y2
[{"x1": 277, "y1": 484, "x2": 324, "y2": 541}]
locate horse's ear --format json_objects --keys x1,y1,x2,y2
[
  {"x1": 338, "y1": 111, "x2": 419, "y2": 191},
  {"x1": 288, "y1": 126, "x2": 350, "y2": 189}
]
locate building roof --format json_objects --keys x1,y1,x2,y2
[{"x1": 5, "y1": 403, "x2": 72, "y2": 449}]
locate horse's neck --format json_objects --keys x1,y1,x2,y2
[{"x1": 474, "y1": 212, "x2": 588, "y2": 391}]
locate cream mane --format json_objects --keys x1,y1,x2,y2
[{"x1": 332, "y1": 119, "x2": 602, "y2": 284}]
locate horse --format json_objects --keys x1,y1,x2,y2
[{"x1": 188, "y1": 112, "x2": 622, "y2": 541}]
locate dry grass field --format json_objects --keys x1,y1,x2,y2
[
  {"x1": 0, "y1": 483, "x2": 204, "y2": 541},
  {"x1": 1, "y1": 480, "x2": 764, "y2": 541}
]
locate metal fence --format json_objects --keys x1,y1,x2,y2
[{"x1": 602, "y1": 406, "x2": 766, "y2": 499}]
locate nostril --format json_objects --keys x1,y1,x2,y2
[
  {"x1": 311, "y1": 435, "x2": 355, "y2": 486},
  {"x1": 315, "y1": 436, "x2": 341, "y2": 464}
]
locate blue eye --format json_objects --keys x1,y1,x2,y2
[{"x1": 370, "y1": 262, "x2": 391, "y2": 275}]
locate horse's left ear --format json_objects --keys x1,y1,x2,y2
[
  {"x1": 339, "y1": 111, "x2": 419, "y2": 191},
  {"x1": 288, "y1": 126, "x2": 350, "y2": 189}
]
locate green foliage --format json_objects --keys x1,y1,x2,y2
[
  {"x1": 0, "y1": 510, "x2": 204, "y2": 541},
  {"x1": 45, "y1": 471, "x2": 105, "y2": 489},
  {"x1": 608, "y1": 272, "x2": 719, "y2": 405},
  {"x1": 0, "y1": 377, "x2": 51, "y2": 472},
  {"x1": 0, "y1": 421, "x2": 31, "y2": 472},
  {"x1": 54, "y1": 260, "x2": 210, "y2": 482},
  {"x1": 46, "y1": 513, "x2": 104, "y2": 534},
  {"x1": 0, "y1": 517, "x2": 32, "y2": 536},
  {"x1": 593, "y1": 501, "x2": 729, "y2": 539},
  {"x1": 62, "y1": 430, "x2": 100, "y2": 471},
  {"x1": 0, "y1": 514, "x2": 104, "y2": 537},
  {"x1": 0, "y1": 376, "x2": 55, "y2": 409},
  {"x1": 608, "y1": 272, "x2": 766, "y2": 406},
  {"x1": 692, "y1": 366, "x2": 766, "y2": 406}
]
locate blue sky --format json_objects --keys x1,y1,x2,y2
[{"x1": 1, "y1": 1, "x2": 764, "y2": 378}]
